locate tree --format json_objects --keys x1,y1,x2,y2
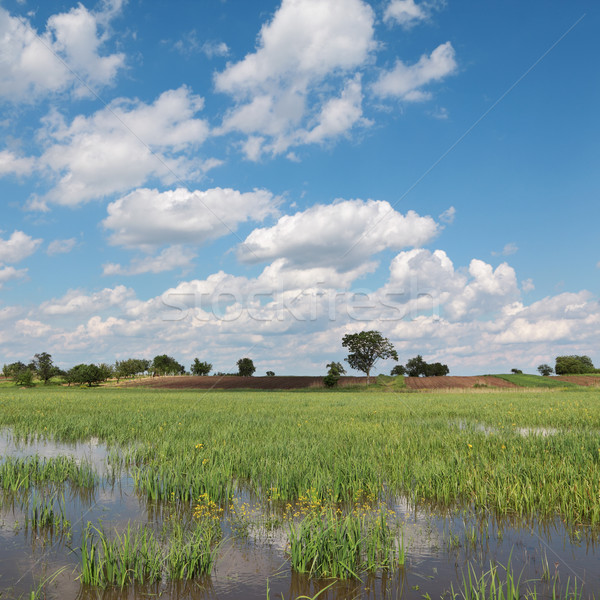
[
  {"x1": 68, "y1": 364, "x2": 106, "y2": 387},
  {"x1": 3, "y1": 362, "x2": 26, "y2": 379},
  {"x1": 511, "y1": 368, "x2": 523, "y2": 375},
  {"x1": 14, "y1": 368, "x2": 34, "y2": 387},
  {"x1": 115, "y1": 358, "x2": 150, "y2": 381},
  {"x1": 237, "y1": 358, "x2": 256, "y2": 377},
  {"x1": 191, "y1": 359, "x2": 212, "y2": 376},
  {"x1": 390, "y1": 364, "x2": 406, "y2": 376},
  {"x1": 98, "y1": 363, "x2": 114, "y2": 381},
  {"x1": 405, "y1": 355, "x2": 427, "y2": 377},
  {"x1": 555, "y1": 355, "x2": 596, "y2": 375},
  {"x1": 537, "y1": 364, "x2": 553, "y2": 376},
  {"x1": 404, "y1": 355, "x2": 449, "y2": 377},
  {"x1": 33, "y1": 352, "x2": 55, "y2": 384},
  {"x1": 152, "y1": 355, "x2": 185, "y2": 376},
  {"x1": 324, "y1": 361, "x2": 346, "y2": 387},
  {"x1": 342, "y1": 331, "x2": 398, "y2": 382},
  {"x1": 424, "y1": 362, "x2": 450, "y2": 377},
  {"x1": 266, "y1": 371, "x2": 275, "y2": 377}
]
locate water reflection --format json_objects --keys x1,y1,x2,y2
[{"x1": 0, "y1": 431, "x2": 598, "y2": 599}]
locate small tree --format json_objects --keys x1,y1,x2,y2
[
  {"x1": 152, "y1": 354, "x2": 185, "y2": 376},
  {"x1": 3, "y1": 362, "x2": 26, "y2": 379},
  {"x1": 14, "y1": 368, "x2": 34, "y2": 387},
  {"x1": 342, "y1": 331, "x2": 398, "y2": 383},
  {"x1": 537, "y1": 364, "x2": 553, "y2": 377},
  {"x1": 390, "y1": 364, "x2": 406, "y2": 376},
  {"x1": 324, "y1": 361, "x2": 346, "y2": 387},
  {"x1": 237, "y1": 358, "x2": 256, "y2": 377},
  {"x1": 511, "y1": 368, "x2": 523, "y2": 375},
  {"x1": 191, "y1": 359, "x2": 212, "y2": 376},
  {"x1": 33, "y1": 352, "x2": 54, "y2": 384},
  {"x1": 405, "y1": 355, "x2": 427, "y2": 377},
  {"x1": 68, "y1": 364, "x2": 105, "y2": 387},
  {"x1": 266, "y1": 371, "x2": 275, "y2": 377}
]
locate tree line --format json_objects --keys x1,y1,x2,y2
[{"x1": 1, "y1": 354, "x2": 262, "y2": 387}]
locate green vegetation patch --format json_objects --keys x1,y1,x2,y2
[
  {"x1": 2, "y1": 387, "x2": 600, "y2": 528},
  {"x1": 494, "y1": 374, "x2": 581, "y2": 388}
]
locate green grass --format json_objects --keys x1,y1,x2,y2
[
  {"x1": 494, "y1": 374, "x2": 581, "y2": 388},
  {"x1": 1, "y1": 387, "x2": 600, "y2": 528}
]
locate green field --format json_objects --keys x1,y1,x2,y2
[
  {"x1": 1, "y1": 386, "x2": 600, "y2": 524},
  {"x1": 1, "y1": 386, "x2": 600, "y2": 597}
]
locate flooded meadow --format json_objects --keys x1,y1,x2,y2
[{"x1": 0, "y1": 387, "x2": 598, "y2": 599}]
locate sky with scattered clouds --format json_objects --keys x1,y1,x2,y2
[{"x1": 1, "y1": 0, "x2": 598, "y2": 375}]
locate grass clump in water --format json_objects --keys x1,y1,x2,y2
[{"x1": 286, "y1": 490, "x2": 402, "y2": 579}]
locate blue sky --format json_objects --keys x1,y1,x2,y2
[{"x1": 0, "y1": 0, "x2": 598, "y2": 375}]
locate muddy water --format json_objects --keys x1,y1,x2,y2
[{"x1": 0, "y1": 433, "x2": 598, "y2": 599}]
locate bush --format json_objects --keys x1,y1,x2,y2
[
  {"x1": 323, "y1": 361, "x2": 346, "y2": 388},
  {"x1": 511, "y1": 368, "x2": 523, "y2": 375},
  {"x1": 537, "y1": 364, "x2": 553, "y2": 377},
  {"x1": 266, "y1": 371, "x2": 275, "y2": 377}
]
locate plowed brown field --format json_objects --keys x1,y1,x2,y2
[
  {"x1": 553, "y1": 376, "x2": 600, "y2": 387},
  {"x1": 124, "y1": 375, "x2": 369, "y2": 390},
  {"x1": 405, "y1": 376, "x2": 517, "y2": 390}
]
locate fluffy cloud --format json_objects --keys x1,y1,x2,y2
[
  {"x1": 40, "y1": 285, "x2": 137, "y2": 316},
  {"x1": 0, "y1": 3, "x2": 124, "y2": 102},
  {"x1": 237, "y1": 199, "x2": 439, "y2": 270},
  {"x1": 0, "y1": 230, "x2": 42, "y2": 264},
  {"x1": 373, "y1": 42, "x2": 457, "y2": 101},
  {"x1": 38, "y1": 87, "x2": 211, "y2": 207},
  {"x1": 0, "y1": 150, "x2": 35, "y2": 177},
  {"x1": 103, "y1": 246, "x2": 197, "y2": 275},
  {"x1": 384, "y1": 0, "x2": 429, "y2": 28},
  {"x1": 215, "y1": 0, "x2": 376, "y2": 158},
  {"x1": 103, "y1": 186, "x2": 278, "y2": 249},
  {"x1": 0, "y1": 247, "x2": 599, "y2": 373},
  {"x1": 47, "y1": 238, "x2": 77, "y2": 256},
  {"x1": 382, "y1": 249, "x2": 521, "y2": 322},
  {"x1": 0, "y1": 266, "x2": 28, "y2": 288}
]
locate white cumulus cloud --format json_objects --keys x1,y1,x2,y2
[
  {"x1": 237, "y1": 199, "x2": 439, "y2": 271},
  {"x1": 103, "y1": 186, "x2": 278, "y2": 249},
  {"x1": 0, "y1": 3, "x2": 125, "y2": 102},
  {"x1": 0, "y1": 266, "x2": 28, "y2": 288},
  {"x1": 0, "y1": 150, "x2": 35, "y2": 177},
  {"x1": 384, "y1": 0, "x2": 428, "y2": 28},
  {"x1": 214, "y1": 0, "x2": 376, "y2": 158},
  {"x1": 38, "y1": 87, "x2": 211, "y2": 207},
  {"x1": 0, "y1": 230, "x2": 42, "y2": 264},
  {"x1": 373, "y1": 42, "x2": 457, "y2": 101}
]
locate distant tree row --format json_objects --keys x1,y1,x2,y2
[{"x1": 1, "y1": 352, "x2": 270, "y2": 386}]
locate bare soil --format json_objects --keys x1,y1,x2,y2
[
  {"x1": 123, "y1": 375, "x2": 369, "y2": 390},
  {"x1": 405, "y1": 376, "x2": 518, "y2": 390}
]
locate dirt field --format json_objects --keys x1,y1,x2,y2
[
  {"x1": 404, "y1": 376, "x2": 517, "y2": 390},
  {"x1": 553, "y1": 375, "x2": 600, "y2": 387},
  {"x1": 122, "y1": 374, "x2": 522, "y2": 390},
  {"x1": 124, "y1": 375, "x2": 369, "y2": 390}
]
